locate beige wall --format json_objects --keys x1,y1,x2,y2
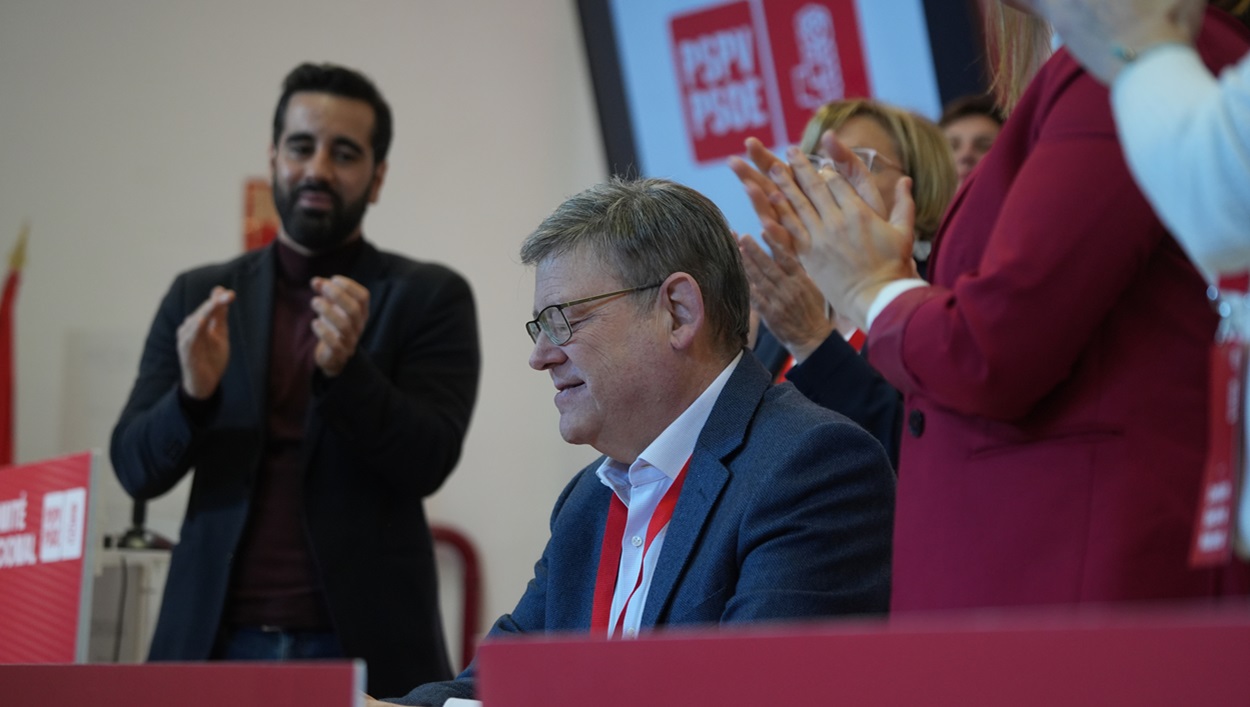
[{"x1": 0, "y1": 0, "x2": 610, "y2": 647}]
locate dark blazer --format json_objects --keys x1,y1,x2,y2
[
  {"x1": 755, "y1": 326, "x2": 903, "y2": 470},
  {"x1": 869, "y1": 9, "x2": 1250, "y2": 611},
  {"x1": 110, "y1": 240, "x2": 481, "y2": 697},
  {"x1": 393, "y1": 352, "x2": 895, "y2": 706}
]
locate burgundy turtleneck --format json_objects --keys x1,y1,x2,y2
[{"x1": 222, "y1": 235, "x2": 364, "y2": 630}]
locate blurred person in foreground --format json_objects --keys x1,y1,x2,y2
[
  {"x1": 744, "y1": 99, "x2": 957, "y2": 468},
  {"x1": 375, "y1": 177, "x2": 895, "y2": 706},
  {"x1": 731, "y1": 1, "x2": 1250, "y2": 611},
  {"x1": 1037, "y1": 0, "x2": 1250, "y2": 278},
  {"x1": 111, "y1": 63, "x2": 481, "y2": 696}
]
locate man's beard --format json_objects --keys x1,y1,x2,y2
[{"x1": 272, "y1": 178, "x2": 371, "y2": 254}]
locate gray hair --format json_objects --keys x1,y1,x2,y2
[{"x1": 521, "y1": 177, "x2": 749, "y2": 354}]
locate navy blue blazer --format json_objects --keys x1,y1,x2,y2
[
  {"x1": 110, "y1": 240, "x2": 481, "y2": 698},
  {"x1": 393, "y1": 351, "x2": 894, "y2": 705},
  {"x1": 755, "y1": 326, "x2": 903, "y2": 470}
]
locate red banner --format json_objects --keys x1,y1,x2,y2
[
  {"x1": 2, "y1": 662, "x2": 364, "y2": 705},
  {"x1": 670, "y1": 0, "x2": 871, "y2": 164},
  {"x1": 0, "y1": 452, "x2": 94, "y2": 663}
]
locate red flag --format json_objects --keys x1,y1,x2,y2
[{"x1": 0, "y1": 224, "x2": 28, "y2": 466}]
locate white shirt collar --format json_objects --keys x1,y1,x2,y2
[{"x1": 596, "y1": 351, "x2": 744, "y2": 503}]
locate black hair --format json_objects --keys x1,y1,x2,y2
[
  {"x1": 939, "y1": 93, "x2": 1004, "y2": 129},
  {"x1": 272, "y1": 62, "x2": 393, "y2": 163}
]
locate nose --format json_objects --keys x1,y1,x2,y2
[
  {"x1": 305, "y1": 145, "x2": 334, "y2": 182},
  {"x1": 528, "y1": 333, "x2": 566, "y2": 371}
]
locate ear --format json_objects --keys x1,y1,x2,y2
[
  {"x1": 268, "y1": 143, "x2": 278, "y2": 180},
  {"x1": 660, "y1": 272, "x2": 705, "y2": 351},
  {"x1": 368, "y1": 160, "x2": 388, "y2": 204}
]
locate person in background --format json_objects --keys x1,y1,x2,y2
[
  {"x1": 110, "y1": 63, "x2": 481, "y2": 697},
  {"x1": 1037, "y1": 0, "x2": 1250, "y2": 278},
  {"x1": 377, "y1": 177, "x2": 895, "y2": 707},
  {"x1": 732, "y1": 1, "x2": 1250, "y2": 611},
  {"x1": 939, "y1": 93, "x2": 1005, "y2": 187},
  {"x1": 744, "y1": 99, "x2": 957, "y2": 468}
]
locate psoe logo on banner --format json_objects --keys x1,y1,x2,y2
[
  {"x1": 671, "y1": 1, "x2": 775, "y2": 163},
  {"x1": 761, "y1": 0, "x2": 871, "y2": 146},
  {"x1": 789, "y1": 4, "x2": 846, "y2": 112},
  {"x1": 669, "y1": 0, "x2": 871, "y2": 163},
  {"x1": 40, "y1": 487, "x2": 86, "y2": 563}
]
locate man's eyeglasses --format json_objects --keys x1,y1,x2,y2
[
  {"x1": 526, "y1": 282, "x2": 663, "y2": 346},
  {"x1": 804, "y1": 147, "x2": 904, "y2": 175}
]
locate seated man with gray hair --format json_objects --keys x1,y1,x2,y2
[{"x1": 379, "y1": 177, "x2": 895, "y2": 706}]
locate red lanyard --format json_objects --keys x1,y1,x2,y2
[
  {"x1": 1191, "y1": 274, "x2": 1250, "y2": 566},
  {"x1": 774, "y1": 356, "x2": 794, "y2": 384},
  {"x1": 590, "y1": 458, "x2": 690, "y2": 638},
  {"x1": 847, "y1": 328, "x2": 866, "y2": 352},
  {"x1": 774, "y1": 330, "x2": 864, "y2": 385}
]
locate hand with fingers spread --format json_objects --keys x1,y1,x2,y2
[
  {"x1": 738, "y1": 131, "x2": 916, "y2": 330},
  {"x1": 311, "y1": 275, "x2": 371, "y2": 377},
  {"x1": 730, "y1": 140, "x2": 801, "y2": 254},
  {"x1": 739, "y1": 232, "x2": 833, "y2": 364},
  {"x1": 730, "y1": 131, "x2": 915, "y2": 327},
  {"x1": 731, "y1": 135, "x2": 890, "y2": 257},
  {"x1": 177, "y1": 286, "x2": 236, "y2": 399}
]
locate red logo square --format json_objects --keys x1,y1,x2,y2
[
  {"x1": 762, "y1": 0, "x2": 871, "y2": 146},
  {"x1": 671, "y1": 2, "x2": 776, "y2": 163}
]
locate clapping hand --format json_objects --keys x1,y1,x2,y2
[
  {"x1": 731, "y1": 131, "x2": 916, "y2": 330},
  {"x1": 177, "y1": 286, "x2": 235, "y2": 399},
  {"x1": 311, "y1": 275, "x2": 370, "y2": 377}
]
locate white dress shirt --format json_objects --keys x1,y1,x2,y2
[{"x1": 592, "y1": 351, "x2": 742, "y2": 638}]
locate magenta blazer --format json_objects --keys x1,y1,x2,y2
[{"x1": 870, "y1": 8, "x2": 1250, "y2": 611}]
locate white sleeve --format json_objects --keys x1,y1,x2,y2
[
  {"x1": 864, "y1": 278, "x2": 928, "y2": 332},
  {"x1": 1111, "y1": 46, "x2": 1250, "y2": 279}
]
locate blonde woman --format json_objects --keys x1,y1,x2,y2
[
  {"x1": 743, "y1": 99, "x2": 955, "y2": 469},
  {"x1": 733, "y1": 2, "x2": 1250, "y2": 610}
]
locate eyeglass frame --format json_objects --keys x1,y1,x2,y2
[
  {"x1": 803, "y1": 147, "x2": 904, "y2": 175},
  {"x1": 525, "y1": 282, "x2": 664, "y2": 346}
]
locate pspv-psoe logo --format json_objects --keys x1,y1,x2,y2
[
  {"x1": 39, "y1": 488, "x2": 85, "y2": 563},
  {"x1": 671, "y1": 0, "x2": 870, "y2": 164}
]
